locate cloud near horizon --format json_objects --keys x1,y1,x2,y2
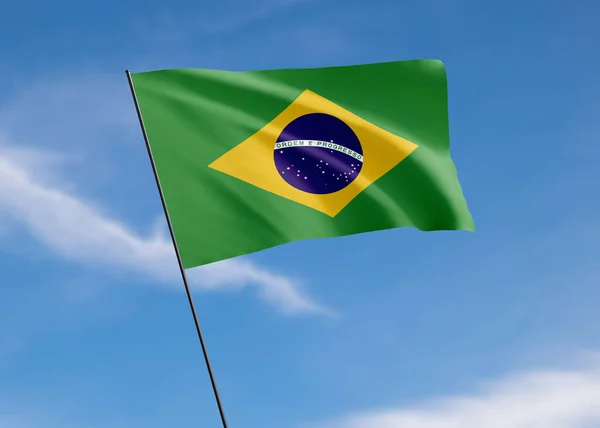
[{"x1": 311, "y1": 355, "x2": 600, "y2": 428}]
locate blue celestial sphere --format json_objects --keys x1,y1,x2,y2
[{"x1": 273, "y1": 113, "x2": 363, "y2": 194}]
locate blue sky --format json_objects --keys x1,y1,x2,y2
[{"x1": 1, "y1": 0, "x2": 600, "y2": 427}]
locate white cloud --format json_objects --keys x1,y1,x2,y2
[
  {"x1": 0, "y1": 410, "x2": 81, "y2": 428},
  {"x1": 0, "y1": 68, "x2": 332, "y2": 317},
  {"x1": 312, "y1": 356, "x2": 600, "y2": 428},
  {"x1": 0, "y1": 415, "x2": 29, "y2": 428},
  {"x1": 288, "y1": 27, "x2": 350, "y2": 58},
  {"x1": 198, "y1": 0, "x2": 313, "y2": 35},
  {"x1": 0, "y1": 141, "x2": 331, "y2": 316},
  {"x1": 0, "y1": 75, "x2": 133, "y2": 148},
  {"x1": 133, "y1": 0, "x2": 314, "y2": 42}
]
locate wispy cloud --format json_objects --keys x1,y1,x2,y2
[
  {"x1": 287, "y1": 26, "x2": 351, "y2": 59},
  {"x1": 0, "y1": 407, "x2": 85, "y2": 428},
  {"x1": 0, "y1": 69, "x2": 332, "y2": 316},
  {"x1": 133, "y1": 0, "x2": 314, "y2": 43},
  {"x1": 198, "y1": 0, "x2": 313, "y2": 35},
  {"x1": 0, "y1": 75, "x2": 133, "y2": 147},
  {"x1": 311, "y1": 355, "x2": 600, "y2": 428},
  {"x1": 0, "y1": 141, "x2": 330, "y2": 316},
  {"x1": 0, "y1": 414, "x2": 31, "y2": 428}
]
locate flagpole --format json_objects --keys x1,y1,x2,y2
[{"x1": 125, "y1": 70, "x2": 229, "y2": 428}]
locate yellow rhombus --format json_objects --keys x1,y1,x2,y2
[{"x1": 209, "y1": 89, "x2": 418, "y2": 217}]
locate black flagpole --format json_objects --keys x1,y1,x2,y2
[{"x1": 125, "y1": 70, "x2": 229, "y2": 428}]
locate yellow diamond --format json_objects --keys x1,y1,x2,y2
[{"x1": 209, "y1": 89, "x2": 418, "y2": 217}]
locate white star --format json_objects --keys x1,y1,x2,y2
[
  {"x1": 304, "y1": 176, "x2": 307, "y2": 179},
  {"x1": 320, "y1": 160, "x2": 323, "y2": 163},
  {"x1": 282, "y1": 171, "x2": 285, "y2": 174},
  {"x1": 326, "y1": 163, "x2": 329, "y2": 165},
  {"x1": 297, "y1": 170, "x2": 300, "y2": 173},
  {"x1": 337, "y1": 177, "x2": 339, "y2": 180},
  {"x1": 280, "y1": 151, "x2": 283, "y2": 153},
  {"x1": 351, "y1": 164, "x2": 354, "y2": 167},
  {"x1": 322, "y1": 171, "x2": 325, "y2": 174},
  {"x1": 297, "y1": 174, "x2": 300, "y2": 177},
  {"x1": 330, "y1": 140, "x2": 333, "y2": 142},
  {"x1": 302, "y1": 157, "x2": 305, "y2": 160},
  {"x1": 286, "y1": 167, "x2": 290, "y2": 170},
  {"x1": 330, "y1": 150, "x2": 333, "y2": 153}
]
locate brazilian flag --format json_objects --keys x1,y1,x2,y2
[{"x1": 129, "y1": 60, "x2": 474, "y2": 268}]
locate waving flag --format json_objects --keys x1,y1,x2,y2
[{"x1": 129, "y1": 59, "x2": 474, "y2": 268}]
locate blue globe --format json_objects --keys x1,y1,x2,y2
[{"x1": 273, "y1": 113, "x2": 363, "y2": 194}]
